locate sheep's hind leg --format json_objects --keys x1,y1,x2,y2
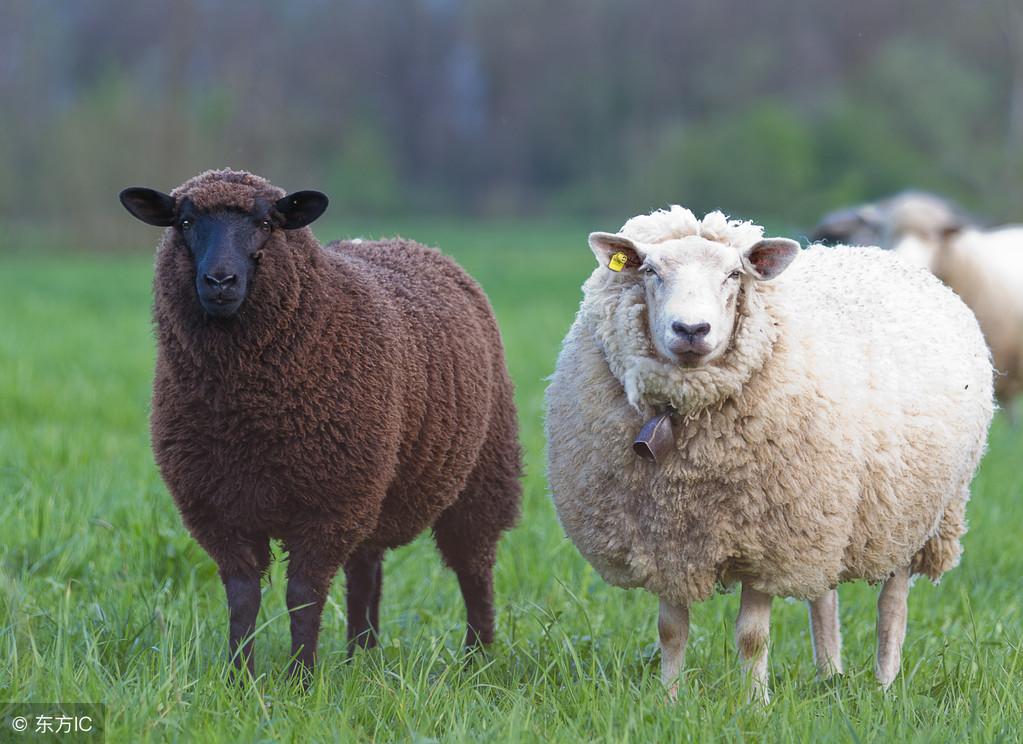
[
  {"x1": 659, "y1": 598, "x2": 689, "y2": 700},
  {"x1": 432, "y1": 428, "x2": 519, "y2": 650},
  {"x1": 344, "y1": 545, "x2": 384, "y2": 655},
  {"x1": 433, "y1": 524, "x2": 497, "y2": 648},
  {"x1": 808, "y1": 589, "x2": 843, "y2": 678},
  {"x1": 736, "y1": 584, "x2": 773, "y2": 704},
  {"x1": 433, "y1": 506, "x2": 505, "y2": 649},
  {"x1": 875, "y1": 564, "x2": 911, "y2": 689},
  {"x1": 454, "y1": 562, "x2": 495, "y2": 648}
]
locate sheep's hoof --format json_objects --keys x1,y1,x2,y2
[
  {"x1": 346, "y1": 632, "x2": 379, "y2": 660},
  {"x1": 665, "y1": 681, "x2": 680, "y2": 703},
  {"x1": 287, "y1": 660, "x2": 313, "y2": 689},
  {"x1": 464, "y1": 625, "x2": 494, "y2": 648},
  {"x1": 460, "y1": 638, "x2": 490, "y2": 666},
  {"x1": 749, "y1": 689, "x2": 770, "y2": 705},
  {"x1": 875, "y1": 664, "x2": 898, "y2": 691},
  {"x1": 816, "y1": 670, "x2": 845, "y2": 686},
  {"x1": 745, "y1": 681, "x2": 771, "y2": 705},
  {"x1": 816, "y1": 662, "x2": 844, "y2": 681},
  {"x1": 227, "y1": 665, "x2": 254, "y2": 688}
]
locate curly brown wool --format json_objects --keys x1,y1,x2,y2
[{"x1": 146, "y1": 169, "x2": 521, "y2": 678}]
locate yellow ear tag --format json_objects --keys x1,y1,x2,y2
[{"x1": 608, "y1": 251, "x2": 629, "y2": 272}]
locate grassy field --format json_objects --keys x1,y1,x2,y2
[{"x1": 1, "y1": 220, "x2": 1021, "y2": 743}]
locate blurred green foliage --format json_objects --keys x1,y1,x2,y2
[
  {"x1": 635, "y1": 39, "x2": 1018, "y2": 233},
  {"x1": 1, "y1": 0, "x2": 1022, "y2": 249}
]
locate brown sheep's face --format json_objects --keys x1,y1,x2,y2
[
  {"x1": 120, "y1": 187, "x2": 328, "y2": 319},
  {"x1": 589, "y1": 231, "x2": 800, "y2": 368}
]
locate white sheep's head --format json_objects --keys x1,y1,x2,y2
[
  {"x1": 812, "y1": 191, "x2": 969, "y2": 251},
  {"x1": 892, "y1": 233, "x2": 943, "y2": 272},
  {"x1": 589, "y1": 231, "x2": 800, "y2": 368}
]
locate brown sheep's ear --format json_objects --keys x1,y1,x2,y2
[
  {"x1": 742, "y1": 238, "x2": 801, "y2": 280},
  {"x1": 275, "y1": 191, "x2": 329, "y2": 229},
  {"x1": 588, "y1": 231, "x2": 644, "y2": 272},
  {"x1": 120, "y1": 187, "x2": 176, "y2": 227}
]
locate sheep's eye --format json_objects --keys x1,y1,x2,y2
[
  {"x1": 180, "y1": 218, "x2": 193, "y2": 231},
  {"x1": 727, "y1": 269, "x2": 742, "y2": 280},
  {"x1": 641, "y1": 265, "x2": 660, "y2": 279},
  {"x1": 259, "y1": 219, "x2": 272, "y2": 232}
]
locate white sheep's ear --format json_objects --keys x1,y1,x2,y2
[
  {"x1": 742, "y1": 238, "x2": 801, "y2": 280},
  {"x1": 588, "y1": 232, "x2": 644, "y2": 272}
]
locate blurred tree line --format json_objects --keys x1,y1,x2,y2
[{"x1": 2, "y1": 0, "x2": 1022, "y2": 246}]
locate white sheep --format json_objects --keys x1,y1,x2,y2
[
  {"x1": 814, "y1": 192, "x2": 1023, "y2": 412},
  {"x1": 811, "y1": 191, "x2": 968, "y2": 249},
  {"x1": 545, "y1": 206, "x2": 993, "y2": 701}
]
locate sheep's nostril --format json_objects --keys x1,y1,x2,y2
[
  {"x1": 204, "y1": 273, "x2": 238, "y2": 288},
  {"x1": 671, "y1": 321, "x2": 711, "y2": 339}
]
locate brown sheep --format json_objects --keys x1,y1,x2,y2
[{"x1": 119, "y1": 169, "x2": 521, "y2": 679}]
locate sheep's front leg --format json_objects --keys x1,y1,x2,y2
[
  {"x1": 875, "y1": 564, "x2": 911, "y2": 689},
  {"x1": 286, "y1": 572, "x2": 329, "y2": 679},
  {"x1": 736, "y1": 584, "x2": 772, "y2": 703},
  {"x1": 285, "y1": 536, "x2": 348, "y2": 682},
  {"x1": 210, "y1": 531, "x2": 269, "y2": 679},
  {"x1": 344, "y1": 545, "x2": 384, "y2": 655},
  {"x1": 807, "y1": 589, "x2": 843, "y2": 678},
  {"x1": 223, "y1": 571, "x2": 263, "y2": 678},
  {"x1": 658, "y1": 598, "x2": 689, "y2": 699}
]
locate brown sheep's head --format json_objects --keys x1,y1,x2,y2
[{"x1": 120, "y1": 184, "x2": 328, "y2": 319}]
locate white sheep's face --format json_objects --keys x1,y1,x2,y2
[
  {"x1": 589, "y1": 232, "x2": 801, "y2": 368},
  {"x1": 892, "y1": 234, "x2": 941, "y2": 272}
]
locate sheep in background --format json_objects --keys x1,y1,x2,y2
[
  {"x1": 120, "y1": 169, "x2": 521, "y2": 679},
  {"x1": 811, "y1": 191, "x2": 970, "y2": 249},
  {"x1": 813, "y1": 192, "x2": 1023, "y2": 409},
  {"x1": 546, "y1": 206, "x2": 993, "y2": 701}
]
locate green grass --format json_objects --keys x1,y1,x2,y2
[{"x1": 1, "y1": 220, "x2": 1021, "y2": 742}]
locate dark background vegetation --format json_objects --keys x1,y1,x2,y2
[{"x1": 3, "y1": 0, "x2": 1022, "y2": 249}]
